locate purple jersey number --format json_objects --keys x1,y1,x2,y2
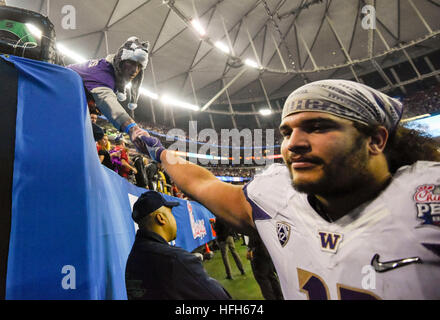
[{"x1": 297, "y1": 268, "x2": 379, "y2": 300}]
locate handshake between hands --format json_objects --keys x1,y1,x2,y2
[{"x1": 128, "y1": 125, "x2": 165, "y2": 163}]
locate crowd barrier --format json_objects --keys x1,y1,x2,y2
[{"x1": 0, "y1": 54, "x2": 215, "y2": 300}]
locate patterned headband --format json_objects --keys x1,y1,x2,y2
[{"x1": 282, "y1": 79, "x2": 403, "y2": 132}]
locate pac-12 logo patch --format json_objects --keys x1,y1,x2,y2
[
  {"x1": 414, "y1": 185, "x2": 440, "y2": 228},
  {"x1": 276, "y1": 222, "x2": 291, "y2": 247}
]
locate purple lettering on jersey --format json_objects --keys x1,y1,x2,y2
[
  {"x1": 338, "y1": 286, "x2": 378, "y2": 300},
  {"x1": 301, "y1": 275, "x2": 328, "y2": 300},
  {"x1": 67, "y1": 59, "x2": 116, "y2": 93},
  {"x1": 298, "y1": 268, "x2": 380, "y2": 300},
  {"x1": 318, "y1": 231, "x2": 343, "y2": 253}
]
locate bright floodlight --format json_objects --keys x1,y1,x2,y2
[
  {"x1": 245, "y1": 59, "x2": 260, "y2": 69},
  {"x1": 191, "y1": 19, "x2": 206, "y2": 36},
  {"x1": 140, "y1": 88, "x2": 159, "y2": 100},
  {"x1": 215, "y1": 41, "x2": 230, "y2": 54},
  {"x1": 259, "y1": 108, "x2": 272, "y2": 116},
  {"x1": 57, "y1": 43, "x2": 87, "y2": 63},
  {"x1": 161, "y1": 95, "x2": 200, "y2": 111},
  {"x1": 25, "y1": 23, "x2": 42, "y2": 39},
  {"x1": 126, "y1": 83, "x2": 159, "y2": 100}
]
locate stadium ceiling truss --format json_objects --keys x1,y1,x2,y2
[{"x1": 7, "y1": 0, "x2": 440, "y2": 128}]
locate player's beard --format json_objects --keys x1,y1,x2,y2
[{"x1": 287, "y1": 135, "x2": 375, "y2": 197}]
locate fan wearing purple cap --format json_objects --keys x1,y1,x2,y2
[
  {"x1": 125, "y1": 191, "x2": 231, "y2": 300},
  {"x1": 136, "y1": 79, "x2": 440, "y2": 300}
]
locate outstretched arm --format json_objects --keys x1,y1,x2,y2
[
  {"x1": 90, "y1": 87, "x2": 133, "y2": 131},
  {"x1": 129, "y1": 133, "x2": 254, "y2": 232},
  {"x1": 160, "y1": 150, "x2": 254, "y2": 233}
]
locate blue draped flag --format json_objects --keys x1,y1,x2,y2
[{"x1": 1, "y1": 55, "x2": 216, "y2": 300}]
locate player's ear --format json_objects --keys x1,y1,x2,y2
[{"x1": 367, "y1": 126, "x2": 388, "y2": 155}]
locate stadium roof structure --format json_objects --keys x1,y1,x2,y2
[{"x1": 6, "y1": 0, "x2": 440, "y2": 129}]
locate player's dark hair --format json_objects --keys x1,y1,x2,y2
[{"x1": 353, "y1": 122, "x2": 440, "y2": 174}]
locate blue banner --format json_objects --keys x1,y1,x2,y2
[{"x1": 3, "y1": 55, "x2": 215, "y2": 300}]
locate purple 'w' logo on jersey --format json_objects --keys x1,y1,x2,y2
[
  {"x1": 277, "y1": 222, "x2": 291, "y2": 247},
  {"x1": 318, "y1": 231, "x2": 343, "y2": 254}
]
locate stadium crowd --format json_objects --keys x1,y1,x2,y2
[
  {"x1": 401, "y1": 83, "x2": 440, "y2": 119},
  {"x1": 93, "y1": 115, "x2": 260, "y2": 197}
]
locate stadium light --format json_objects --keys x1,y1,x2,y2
[
  {"x1": 191, "y1": 19, "x2": 206, "y2": 36},
  {"x1": 215, "y1": 41, "x2": 230, "y2": 54},
  {"x1": 126, "y1": 83, "x2": 159, "y2": 100},
  {"x1": 57, "y1": 43, "x2": 87, "y2": 63},
  {"x1": 259, "y1": 108, "x2": 272, "y2": 116},
  {"x1": 244, "y1": 58, "x2": 260, "y2": 69},
  {"x1": 401, "y1": 113, "x2": 431, "y2": 123},
  {"x1": 25, "y1": 23, "x2": 42, "y2": 39},
  {"x1": 161, "y1": 95, "x2": 200, "y2": 111},
  {"x1": 140, "y1": 88, "x2": 159, "y2": 100}
]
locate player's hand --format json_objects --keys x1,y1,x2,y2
[
  {"x1": 128, "y1": 125, "x2": 149, "y2": 141},
  {"x1": 133, "y1": 135, "x2": 165, "y2": 162},
  {"x1": 126, "y1": 124, "x2": 165, "y2": 162}
]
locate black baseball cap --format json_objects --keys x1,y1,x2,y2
[
  {"x1": 92, "y1": 123, "x2": 105, "y2": 141},
  {"x1": 132, "y1": 191, "x2": 180, "y2": 223}
]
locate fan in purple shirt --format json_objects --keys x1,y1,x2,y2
[{"x1": 68, "y1": 36, "x2": 152, "y2": 154}]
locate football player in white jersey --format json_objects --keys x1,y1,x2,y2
[{"x1": 137, "y1": 79, "x2": 440, "y2": 299}]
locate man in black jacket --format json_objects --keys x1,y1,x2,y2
[
  {"x1": 247, "y1": 231, "x2": 283, "y2": 300},
  {"x1": 125, "y1": 191, "x2": 231, "y2": 300}
]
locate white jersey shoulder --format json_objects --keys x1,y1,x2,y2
[
  {"x1": 246, "y1": 163, "x2": 294, "y2": 220},
  {"x1": 387, "y1": 161, "x2": 440, "y2": 244},
  {"x1": 394, "y1": 160, "x2": 440, "y2": 177},
  {"x1": 244, "y1": 161, "x2": 440, "y2": 300}
]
